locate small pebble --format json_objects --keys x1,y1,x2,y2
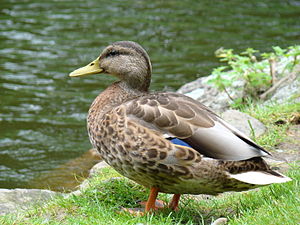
[{"x1": 211, "y1": 217, "x2": 228, "y2": 225}]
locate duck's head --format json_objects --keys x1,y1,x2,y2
[{"x1": 69, "y1": 41, "x2": 152, "y2": 91}]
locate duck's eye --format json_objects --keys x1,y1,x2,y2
[{"x1": 107, "y1": 50, "x2": 119, "y2": 57}]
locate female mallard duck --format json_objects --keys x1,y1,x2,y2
[{"x1": 69, "y1": 41, "x2": 291, "y2": 213}]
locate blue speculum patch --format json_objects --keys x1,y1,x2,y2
[{"x1": 168, "y1": 138, "x2": 192, "y2": 148}]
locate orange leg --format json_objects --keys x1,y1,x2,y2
[
  {"x1": 169, "y1": 194, "x2": 181, "y2": 211},
  {"x1": 145, "y1": 187, "x2": 159, "y2": 212},
  {"x1": 121, "y1": 187, "x2": 164, "y2": 216}
]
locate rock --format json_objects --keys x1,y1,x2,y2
[
  {"x1": 221, "y1": 110, "x2": 266, "y2": 138},
  {"x1": 68, "y1": 161, "x2": 110, "y2": 196},
  {"x1": 177, "y1": 55, "x2": 299, "y2": 113},
  {"x1": 69, "y1": 177, "x2": 123, "y2": 197},
  {"x1": 69, "y1": 179, "x2": 91, "y2": 196},
  {"x1": 0, "y1": 188, "x2": 63, "y2": 215},
  {"x1": 89, "y1": 161, "x2": 110, "y2": 178},
  {"x1": 211, "y1": 217, "x2": 228, "y2": 225},
  {"x1": 267, "y1": 79, "x2": 300, "y2": 105},
  {"x1": 177, "y1": 74, "x2": 244, "y2": 113}
]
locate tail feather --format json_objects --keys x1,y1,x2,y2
[{"x1": 230, "y1": 171, "x2": 292, "y2": 185}]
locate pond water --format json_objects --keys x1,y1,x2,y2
[{"x1": 1, "y1": 0, "x2": 299, "y2": 190}]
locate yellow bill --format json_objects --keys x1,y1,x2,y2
[{"x1": 69, "y1": 57, "x2": 103, "y2": 77}]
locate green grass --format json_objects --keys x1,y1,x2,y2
[
  {"x1": 1, "y1": 102, "x2": 299, "y2": 225},
  {"x1": 243, "y1": 101, "x2": 300, "y2": 148},
  {"x1": 1, "y1": 166, "x2": 299, "y2": 225}
]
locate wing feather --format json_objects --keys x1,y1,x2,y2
[{"x1": 123, "y1": 92, "x2": 270, "y2": 160}]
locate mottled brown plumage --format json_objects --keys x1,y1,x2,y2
[{"x1": 69, "y1": 41, "x2": 291, "y2": 212}]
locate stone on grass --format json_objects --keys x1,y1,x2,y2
[
  {"x1": 70, "y1": 161, "x2": 110, "y2": 196},
  {"x1": 221, "y1": 109, "x2": 266, "y2": 138},
  {"x1": 89, "y1": 161, "x2": 110, "y2": 178},
  {"x1": 211, "y1": 217, "x2": 228, "y2": 225},
  {"x1": 0, "y1": 188, "x2": 63, "y2": 215}
]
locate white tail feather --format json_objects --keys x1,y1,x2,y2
[{"x1": 230, "y1": 171, "x2": 292, "y2": 185}]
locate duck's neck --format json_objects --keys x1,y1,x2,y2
[
  {"x1": 87, "y1": 81, "x2": 147, "y2": 125},
  {"x1": 124, "y1": 74, "x2": 151, "y2": 92}
]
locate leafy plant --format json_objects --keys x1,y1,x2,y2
[{"x1": 208, "y1": 45, "x2": 300, "y2": 107}]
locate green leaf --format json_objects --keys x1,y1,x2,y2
[{"x1": 272, "y1": 46, "x2": 287, "y2": 56}]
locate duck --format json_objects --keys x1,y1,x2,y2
[{"x1": 69, "y1": 41, "x2": 291, "y2": 214}]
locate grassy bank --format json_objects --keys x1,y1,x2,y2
[{"x1": 1, "y1": 100, "x2": 299, "y2": 225}]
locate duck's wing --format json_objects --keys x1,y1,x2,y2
[{"x1": 123, "y1": 92, "x2": 270, "y2": 161}]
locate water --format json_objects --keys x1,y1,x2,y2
[{"x1": 1, "y1": 0, "x2": 299, "y2": 190}]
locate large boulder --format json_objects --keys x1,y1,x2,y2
[
  {"x1": 221, "y1": 109, "x2": 266, "y2": 138},
  {"x1": 0, "y1": 188, "x2": 63, "y2": 215},
  {"x1": 177, "y1": 75, "x2": 243, "y2": 114},
  {"x1": 267, "y1": 79, "x2": 300, "y2": 104},
  {"x1": 177, "y1": 56, "x2": 300, "y2": 113}
]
